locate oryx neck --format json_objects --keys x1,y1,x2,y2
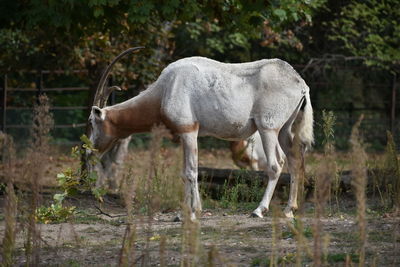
[{"x1": 104, "y1": 88, "x2": 162, "y2": 136}]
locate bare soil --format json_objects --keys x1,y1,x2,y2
[
  {"x1": 1, "y1": 194, "x2": 399, "y2": 266},
  {"x1": 1, "y1": 148, "x2": 399, "y2": 266}
]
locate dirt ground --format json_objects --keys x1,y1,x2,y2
[
  {"x1": 0, "y1": 194, "x2": 399, "y2": 266},
  {"x1": 1, "y1": 148, "x2": 399, "y2": 266}
]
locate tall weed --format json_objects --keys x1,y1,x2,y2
[
  {"x1": 383, "y1": 131, "x2": 400, "y2": 212},
  {"x1": 1, "y1": 133, "x2": 17, "y2": 267},
  {"x1": 312, "y1": 110, "x2": 337, "y2": 266},
  {"x1": 350, "y1": 114, "x2": 368, "y2": 266},
  {"x1": 23, "y1": 94, "x2": 54, "y2": 265}
]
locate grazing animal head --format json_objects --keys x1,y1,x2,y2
[
  {"x1": 88, "y1": 47, "x2": 144, "y2": 155},
  {"x1": 88, "y1": 106, "x2": 117, "y2": 154}
]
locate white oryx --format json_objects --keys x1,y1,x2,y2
[{"x1": 88, "y1": 47, "x2": 313, "y2": 220}]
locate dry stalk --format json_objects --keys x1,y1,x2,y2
[
  {"x1": 1, "y1": 133, "x2": 18, "y2": 267},
  {"x1": 157, "y1": 234, "x2": 166, "y2": 267},
  {"x1": 292, "y1": 117, "x2": 307, "y2": 211},
  {"x1": 384, "y1": 131, "x2": 400, "y2": 212},
  {"x1": 287, "y1": 217, "x2": 311, "y2": 266},
  {"x1": 144, "y1": 125, "x2": 171, "y2": 265},
  {"x1": 392, "y1": 218, "x2": 399, "y2": 267},
  {"x1": 206, "y1": 245, "x2": 228, "y2": 266},
  {"x1": 207, "y1": 245, "x2": 218, "y2": 267},
  {"x1": 289, "y1": 113, "x2": 312, "y2": 266},
  {"x1": 350, "y1": 114, "x2": 367, "y2": 266},
  {"x1": 270, "y1": 203, "x2": 281, "y2": 267},
  {"x1": 118, "y1": 167, "x2": 137, "y2": 267},
  {"x1": 181, "y1": 206, "x2": 201, "y2": 267},
  {"x1": 120, "y1": 125, "x2": 182, "y2": 265},
  {"x1": 312, "y1": 110, "x2": 336, "y2": 266},
  {"x1": 23, "y1": 94, "x2": 54, "y2": 265},
  {"x1": 313, "y1": 160, "x2": 333, "y2": 266}
]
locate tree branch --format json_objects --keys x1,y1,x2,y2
[{"x1": 94, "y1": 205, "x2": 127, "y2": 218}]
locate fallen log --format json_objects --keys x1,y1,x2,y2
[
  {"x1": 197, "y1": 167, "x2": 304, "y2": 199},
  {"x1": 198, "y1": 167, "x2": 374, "y2": 189},
  {"x1": 198, "y1": 167, "x2": 289, "y2": 186}
]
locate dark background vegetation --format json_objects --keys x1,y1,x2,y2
[
  {"x1": 1, "y1": 2, "x2": 400, "y2": 266},
  {"x1": 1, "y1": 0, "x2": 399, "y2": 150}
]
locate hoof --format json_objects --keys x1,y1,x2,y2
[
  {"x1": 190, "y1": 212, "x2": 198, "y2": 222},
  {"x1": 283, "y1": 207, "x2": 295, "y2": 218},
  {"x1": 251, "y1": 208, "x2": 265, "y2": 218},
  {"x1": 173, "y1": 215, "x2": 182, "y2": 222},
  {"x1": 250, "y1": 212, "x2": 263, "y2": 218}
]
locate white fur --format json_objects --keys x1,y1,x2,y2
[
  {"x1": 90, "y1": 56, "x2": 313, "y2": 220},
  {"x1": 298, "y1": 91, "x2": 314, "y2": 149}
]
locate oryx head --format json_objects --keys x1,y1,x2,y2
[{"x1": 88, "y1": 47, "x2": 143, "y2": 155}]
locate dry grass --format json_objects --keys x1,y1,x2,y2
[
  {"x1": 1, "y1": 107, "x2": 400, "y2": 265},
  {"x1": 1, "y1": 133, "x2": 17, "y2": 266},
  {"x1": 0, "y1": 95, "x2": 54, "y2": 266},
  {"x1": 24, "y1": 95, "x2": 54, "y2": 265},
  {"x1": 349, "y1": 115, "x2": 368, "y2": 266},
  {"x1": 311, "y1": 110, "x2": 337, "y2": 266}
]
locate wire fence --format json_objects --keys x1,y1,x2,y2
[{"x1": 1, "y1": 65, "x2": 399, "y2": 151}]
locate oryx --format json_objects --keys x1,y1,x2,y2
[{"x1": 87, "y1": 47, "x2": 313, "y2": 220}]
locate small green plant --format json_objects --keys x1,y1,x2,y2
[
  {"x1": 326, "y1": 253, "x2": 359, "y2": 263},
  {"x1": 220, "y1": 178, "x2": 241, "y2": 209},
  {"x1": 321, "y1": 110, "x2": 336, "y2": 149},
  {"x1": 382, "y1": 131, "x2": 400, "y2": 212},
  {"x1": 251, "y1": 253, "x2": 297, "y2": 266},
  {"x1": 219, "y1": 170, "x2": 265, "y2": 210},
  {"x1": 35, "y1": 202, "x2": 76, "y2": 224},
  {"x1": 35, "y1": 135, "x2": 105, "y2": 224},
  {"x1": 312, "y1": 110, "x2": 338, "y2": 267}
]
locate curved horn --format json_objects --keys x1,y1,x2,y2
[
  {"x1": 101, "y1": 86, "x2": 122, "y2": 107},
  {"x1": 93, "y1": 46, "x2": 144, "y2": 108}
]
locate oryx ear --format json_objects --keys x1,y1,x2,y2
[{"x1": 91, "y1": 106, "x2": 105, "y2": 120}]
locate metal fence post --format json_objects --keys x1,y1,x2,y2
[
  {"x1": 1, "y1": 75, "x2": 7, "y2": 132},
  {"x1": 36, "y1": 70, "x2": 43, "y2": 103},
  {"x1": 391, "y1": 73, "x2": 397, "y2": 135}
]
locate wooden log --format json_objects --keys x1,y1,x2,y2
[
  {"x1": 198, "y1": 167, "x2": 371, "y2": 189},
  {"x1": 198, "y1": 167, "x2": 290, "y2": 186}
]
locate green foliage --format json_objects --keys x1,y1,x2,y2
[
  {"x1": 35, "y1": 203, "x2": 76, "y2": 224},
  {"x1": 220, "y1": 179, "x2": 241, "y2": 210},
  {"x1": 329, "y1": 0, "x2": 400, "y2": 72},
  {"x1": 251, "y1": 253, "x2": 297, "y2": 266},
  {"x1": 321, "y1": 110, "x2": 336, "y2": 149},
  {"x1": 0, "y1": 0, "x2": 325, "y2": 73},
  {"x1": 326, "y1": 253, "x2": 359, "y2": 263},
  {"x1": 219, "y1": 172, "x2": 264, "y2": 210},
  {"x1": 35, "y1": 135, "x2": 105, "y2": 224},
  {"x1": 382, "y1": 131, "x2": 400, "y2": 210},
  {"x1": 1, "y1": 0, "x2": 329, "y2": 147}
]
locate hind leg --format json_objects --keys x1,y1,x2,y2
[
  {"x1": 279, "y1": 129, "x2": 297, "y2": 218},
  {"x1": 284, "y1": 153, "x2": 299, "y2": 218},
  {"x1": 279, "y1": 128, "x2": 305, "y2": 218},
  {"x1": 252, "y1": 129, "x2": 286, "y2": 217}
]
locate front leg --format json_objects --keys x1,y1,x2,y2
[{"x1": 181, "y1": 131, "x2": 202, "y2": 220}]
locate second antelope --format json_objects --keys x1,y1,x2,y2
[
  {"x1": 88, "y1": 47, "x2": 314, "y2": 220},
  {"x1": 230, "y1": 131, "x2": 267, "y2": 171}
]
